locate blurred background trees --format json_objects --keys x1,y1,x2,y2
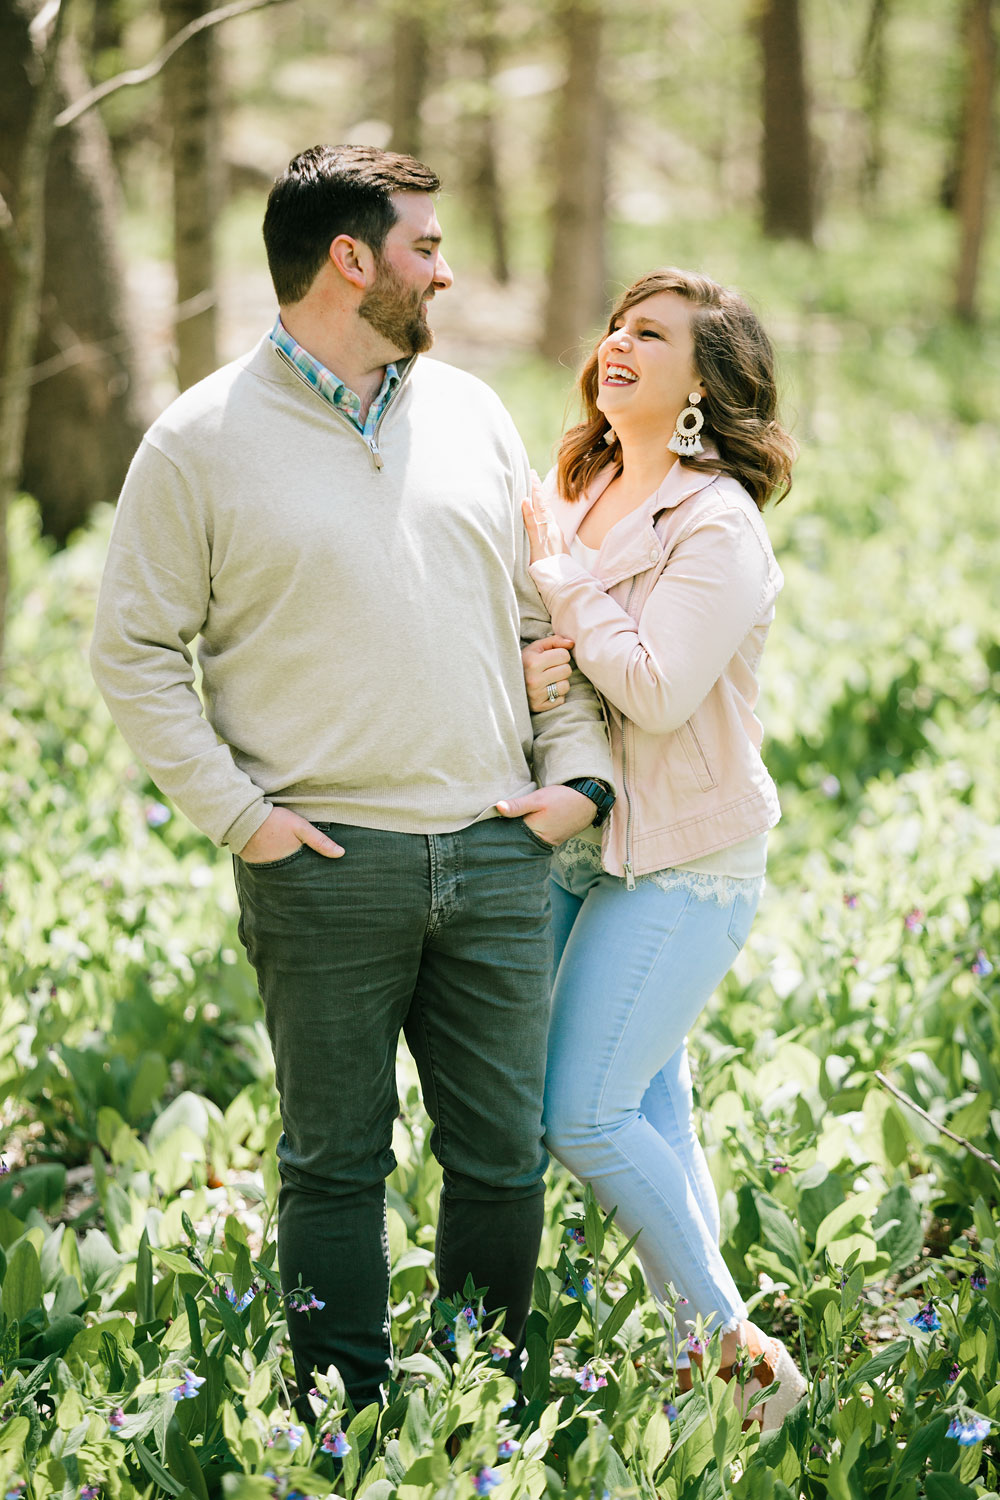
[{"x1": 1, "y1": 0, "x2": 999, "y2": 600}]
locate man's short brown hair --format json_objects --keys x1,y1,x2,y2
[{"x1": 263, "y1": 144, "x2": 441, "y2": 304}]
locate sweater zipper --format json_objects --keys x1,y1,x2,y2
[
  {"x1": 274, "y1": 346, "x2": 415, "y2": 471},
  {"x1": 621, "y1": 575, "x2": 639, "y2": 890}
]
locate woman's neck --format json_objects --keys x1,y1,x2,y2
[{"x1": 612, "y1": 434, "x2": 680, "y2": 502}]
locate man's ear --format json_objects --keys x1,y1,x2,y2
[{"x1": 328, "y1": 234, "x2": 374, "y2": 291}]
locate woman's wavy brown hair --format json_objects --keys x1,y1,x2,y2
[{"x1": 556, "y1": 268, "x2": 795, "y2": 510}]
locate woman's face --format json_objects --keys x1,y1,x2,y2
[{"x1": 595, "y1": 290, "x2": 704, "y2": 436}]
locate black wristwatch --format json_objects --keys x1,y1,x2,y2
[{"x1": 563, "y1": 777, "x2": 616, "y2": 828}]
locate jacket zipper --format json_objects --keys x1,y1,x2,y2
[
  {"x1": 621, "y1": 576, "x2": 639, "y2": 890},
  {"x1": 273, "y1": 345, "x2": 414, "y2": 471}
]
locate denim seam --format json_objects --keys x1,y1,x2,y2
[
  {"x1": 585, "y1": 886, "x2": 745, "y2": 1321},
  {"x1": 590, "y1": 1121, "x2": 746, "y2": 1321}
]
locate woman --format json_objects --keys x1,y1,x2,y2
[{"x1": 521, "y1": 268, "x2": 805, "y2": 1425}]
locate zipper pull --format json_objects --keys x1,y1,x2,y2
[
  {"x1": 624, "y1": 861, "x2": 636, "y2": 891},
  {"x1": 368, "y1": 439, "x2": 383, "y2": 470}
]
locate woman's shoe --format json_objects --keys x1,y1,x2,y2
[{"x1": 757, "y1": 1339, "x2": 808, "y2": 1431}]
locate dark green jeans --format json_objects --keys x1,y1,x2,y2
[{"x1": 234, "y1": 816, "x2": 554, "y2": 1411}]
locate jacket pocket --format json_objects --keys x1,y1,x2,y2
[{"x1": 677, "y1": 721, "x2": 717, "y2": 792}]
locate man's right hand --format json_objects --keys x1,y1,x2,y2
[{"x1": 237, "y1": 806, "x2": 344, "y2": 863}]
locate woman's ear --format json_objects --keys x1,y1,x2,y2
[{"x1": 328, "y1": 234, "x2": 373, "y2": 291}]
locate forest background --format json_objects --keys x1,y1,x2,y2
[{"x1": 1, "y1": 2, "x2": 999, "y2": 1499}]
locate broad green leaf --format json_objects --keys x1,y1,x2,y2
[
  {"x1": 2, "y1": 1241, "x2": 43, "y2": 1323},
  {"x1": 813, "y1": 1188, "x2": 881, "y2": 1255}
]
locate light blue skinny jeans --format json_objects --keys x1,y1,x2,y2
[{"x1": 545, "y1": 853, "x2": 758, "y2": 1339}]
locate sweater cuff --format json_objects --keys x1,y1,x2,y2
[{"x1": 222, "y1": 798, "x2": 273, "y2": 853}]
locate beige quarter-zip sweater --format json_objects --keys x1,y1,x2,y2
[{"x1": 90, "y1": 336, "x2": 613, "y2": 850}]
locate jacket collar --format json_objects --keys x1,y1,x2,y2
[{"x1": 552, "y1": 450, "x2": 723, "y2": 589}]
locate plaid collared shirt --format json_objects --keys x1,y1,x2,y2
[{"x1": 270, "y1": 316, "x2": 399, "y2": 439}]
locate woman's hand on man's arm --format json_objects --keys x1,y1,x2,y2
[{"x1": 522, "y1": 635, "x2": 575, "y2": 713}]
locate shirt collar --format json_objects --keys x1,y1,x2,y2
[{"x1": 269, "y1": 315, "x2": 399, "y2": 401}]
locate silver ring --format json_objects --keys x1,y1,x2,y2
[{"x1": 546, "y1": 683, "x2": 559, "y2": 703}]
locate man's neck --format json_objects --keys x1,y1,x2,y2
[{"x1": 278, "y1": 308, "x2": 398, "y2": 418}]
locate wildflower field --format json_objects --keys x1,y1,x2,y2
[{"x1": 1, "y1": 215, "x2": 999, "y2": 1499}]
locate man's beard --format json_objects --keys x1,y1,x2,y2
[{"x1": 358, "y1": 256, "x2": 434, "y2": 355}]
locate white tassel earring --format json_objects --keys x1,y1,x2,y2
[{"x1": 668, "y1": 392, "x2": 705, "y2": 456}]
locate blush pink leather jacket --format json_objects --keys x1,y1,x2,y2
[{"x1": 529, "y1": 458, "x2": 783, "y2": 885}]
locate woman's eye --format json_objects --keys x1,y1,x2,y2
[{"x1": 639, "y1": 330, "x2": 662, "y2": 339}]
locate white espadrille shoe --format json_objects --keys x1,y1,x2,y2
[{"x1": 758, "y1": 1339, "x2": 808, "y2": 1431}]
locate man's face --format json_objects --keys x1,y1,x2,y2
[{"x1": 358, "y1": 192, "x2": 453, "y2": 356}]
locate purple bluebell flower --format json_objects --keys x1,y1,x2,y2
[
  {"x1": 460, "y1": 1305, "x2": 478, "y2": 1330},
  {"x1": 970, "y1": 1269, "x2": 988, "y2": 1291},
  {"x1": 566, "y1": 1226, "x2": 586, "y2": 1245},
  {"x1": 663, "y1": 1401, "x2": 678, "y2": 1421},
  {"x1": 287, "y1": 1293, "x2": 325, "y2": 1313},
  {"x1": 473, "y1": 1468, "x2": 501, "y2": 1495},
  {"x1": 949, "y1": 1363, "x2": 961, "y2": 1382},
  {"x1": 490, "y1": 1345, "x2": 508, "y2": 1362},
  {"x1": 5, "y1": 1482, "x2": 25, "y2": 1500},
  {"x1": 567, "y1": 1275, "x2": 593, "y2": 1298},
  {"x1": 108, "y1": 1407, "x2": 125, "y2": 1431},
  {"x1": 321, "y1": 1431, "x2": 350, "y2": 1457},
  {"x1": 225, "y1": 1283, "x2": 257, "y2": 1312},
  {"x1": 843, "y1": 893, "x2": 859, "y2": 909},
  {"x1": 146, "y1": 802, "x2": 171, "y2": 827},
  {"x1": 497, "y1": 1438, "x2": 520, "y2": 1458},
  {"x1": 171, "y1": 1367, "x2": 206, "y2": 1401},
  {"x1": 79, "y1": 1488, "x2": 100, "y2": 1500},
  {"x1": 908, "y1": 1303, "x2": 941, "y2": 1332},
  {"x1": 904, "y1": 909, "x2": 925, "y2": 933},
  {"x1": 0, "y1": 1159, "x2": 8, "y2": 1176},
  {"x1": 687, "y1": 1336, "x2": 704, "y2": 1356},
  {"x1": 576, "y1": 1365, "x2": 607, "y2": 1392},
  {"x1": 771, "y1": 1158, "x2": 789, "y2": 1175},
  {"x1": 971, "y1": 951, "x2": 994, "y2": 977},
  {"x1": 947, "y1": 1415, "x2": 991, "y2": 1445}
]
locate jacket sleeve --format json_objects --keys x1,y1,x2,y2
[
  {"x1": 529, "y1": 508, "x2": 772, "y2": 736},
  {"x1": 509, "y1": 451, "x2": 615, "y2": 793},
  {"x1": 89, "y1": 440, "x2": 271, "y2": 850}
]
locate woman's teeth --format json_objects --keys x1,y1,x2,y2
[{"x1": 605, "y1": 364, "x2": 638, "y2": 384}]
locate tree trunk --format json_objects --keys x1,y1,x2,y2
[
  {"x1": 388, "y1": 7, "x2": 429, "y2": 159},
  {"x1": 759, "y1": 0, "x2": 815, "y2": 242},
  {"x1": 954, "y1": 0, "x2": 997, "y2": 322},
  {"x1": 162, "y1": 0, "x2": 220, "y2": 390},
  {"x1": 0, "y1": 0, "x2": 146, "y2": 548},
  {"x1": 539, "y1": 0, "x2": 608, "y2": 364},
  {"x1": 466, "y1": 0, "x2": 510, "y2": 285},
  {"x1": 859, "y1": 0, "x2": 890, "y2": 206}
]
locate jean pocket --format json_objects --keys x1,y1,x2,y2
[
  {"x1": 238, "y1": 844, "x2": 311, "y2": 872},
  {"x1": 727, "y1": 895, "x2": 756, "y2": 953},
  {"x1": 521, "y1": 821, "x2": 557, "y2": 853}
]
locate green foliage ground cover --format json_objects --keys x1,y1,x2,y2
[{"x1": 1, "y1": 224, "x2": 999, "y2": 1498}]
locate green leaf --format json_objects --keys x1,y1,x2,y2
[
  {"x1": 813, "y1": 1188, "x2": 881, "y2": 1255},
  {"x1": 599, "y1": 1281, "x2": 641, "y2": 1350},
  {"x1": 892, "y1": 1413, "x2": 951, "y2": 1485},
  {"x1": 924, "y1": 1473, "x2": 977, "y2": 1500},
  {"x1": 136, "y1": 1228, "x2": 155, "y2": 1325},
  {"x1": 754, "y1": 1193, "x2": 804, "y2": 1275},
  {"x1": 842, "y1": 1338, "x2": 908, "y2": 1392},
  {"x1": 134, "y1": 1437, "x2": 185, "y2": 1496},
  {"x1": 3, "y1": 1240, "x2": 43, "y2": 1323},
  {"x1": 165, "y1": 1418, "x2": 210, "y2": 1500},
  {"x1": 232, "y1": 1243, "x2": 253, "y2": 1299},
  {"x1": 872, "y1": 1184, "x2": 923, "y2": 1275},
  {"x1": 584, "y1": 1184, "x2": 605, "y2": 1259}
]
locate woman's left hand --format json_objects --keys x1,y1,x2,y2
[{"x1": 522, "y1": 472, "x2": 568, "y2": 564}]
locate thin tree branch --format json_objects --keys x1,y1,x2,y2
[
  {"x1": 875, "y1": 1070, "x2": 1000, "y2": 1174},
  {"x1": 54, "y1": 0, "x2": 290, "y2": 128}
]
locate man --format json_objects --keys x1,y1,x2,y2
[{"x1": 90, "y1": 144, "x2": 614, "y2": 1412}]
